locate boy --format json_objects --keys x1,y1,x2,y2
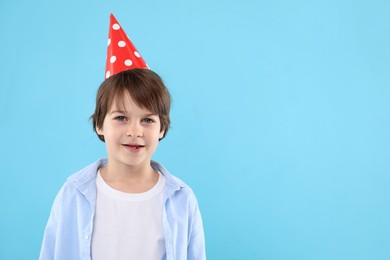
[{"x1": 39, "y1": 14, "x2": 206, "y2": 260}]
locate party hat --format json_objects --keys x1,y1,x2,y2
[{"x1": 105, "y1": 13, "x2": 148, "y2": 79}]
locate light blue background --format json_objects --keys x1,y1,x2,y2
[{"x1": 1, "y1": 1, "x2": 389, "y2": 259}]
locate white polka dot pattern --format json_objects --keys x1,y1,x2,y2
[
  {"x1": 125, "y1": 59, "x2": 133, "y2": 66},
  {"x1": 104, "y1": 14, "x2": 149, "y2": 79}
]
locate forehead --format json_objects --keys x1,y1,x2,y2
[{"x1": 108, "y1": 91, "x2": 152, "y2": 114}]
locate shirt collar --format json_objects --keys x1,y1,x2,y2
[{"x1": 68, "y1": 159, "x2": 185, "y2": 198}]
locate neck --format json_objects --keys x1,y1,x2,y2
[
  {"x1": 100, "y1": 160, "x2": 159, "y2": 193},
  {"x1": 102, "y1": 160, "x2": 156, "y2": 182}
]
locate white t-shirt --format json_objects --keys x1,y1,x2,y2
[{"x1": 91, "y1": 170, "x2": 166, "y2": 260}]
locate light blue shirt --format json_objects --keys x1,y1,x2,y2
[{"x1": 39, "y1": 159, "x2": 206, "y2": 260}]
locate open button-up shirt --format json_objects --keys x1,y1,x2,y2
[{"x1": 39, "y1": 159, "x2": 206, "y2": 260}]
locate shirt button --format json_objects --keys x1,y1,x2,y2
[{"x1": 84, "y1": 234, "x2": 90, "y2": 240}]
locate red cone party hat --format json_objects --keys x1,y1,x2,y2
[{"x1": 105, "y1": 13, "x2": 148, "y2": 79}]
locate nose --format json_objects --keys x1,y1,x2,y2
[{"x1": 126, "y1": 122, "x2": 143, "y2": 138}]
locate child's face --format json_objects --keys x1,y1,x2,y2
[{"x1": 96, "y1": 92, "x2": 164, "y2": 171}]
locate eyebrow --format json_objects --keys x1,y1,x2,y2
[
  {"x1": 109, "y1": 110, "x2": 158, "y2": 117},
  {"x1": 143, "y1": 114, "x2": 159, "y2": 118},
  {"x1": 109, "y1": 110, "x2": 126, "y2": 115}
]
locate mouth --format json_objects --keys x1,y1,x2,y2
[{"x1": 123, "y1": 144, "x2": 145, "y2": 152}]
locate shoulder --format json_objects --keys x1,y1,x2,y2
[
  {"x1": 50, "y1": 159, "x2": 107, "y2": 215},
  {"x1": 151, "y1": 161, "x2": 191, "y2": 189},
  {"x1": 66, "y1": 158, "x2": 107, "y2": 185},
  {"x1": 151, "y1": 160, "x2": 198, "y2": 203},
  {"x1": 56, "y1": 159, "x2": 107, "y2": 201}
]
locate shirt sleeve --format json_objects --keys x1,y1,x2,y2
[
  {"x1": 187, "y1": 195, "x2": 206, "y2": 260},
  {"x1": 39, "y1": 188, "x2": 62, "y2": 260}
]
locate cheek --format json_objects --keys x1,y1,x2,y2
[{"x1": 146, "y1": 127, "x2": 164, "y2": 141}]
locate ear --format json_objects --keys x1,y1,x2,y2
[
  {"x1": 159, "y1": 129, "x2": 165, "y2": 139},
  {"x1": 96, "y1": 124, "x2": 104, "y2": 136}
]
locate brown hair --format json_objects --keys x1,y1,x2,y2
[{"x1": 91, "y1": 68, "x2": 171, "y2": 142}]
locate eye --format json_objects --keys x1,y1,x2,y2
[
  {"x1": 142, "y1": 118, "x2": 155, "y2": 123},
  {"x1": 115, "y1": 116, "x2": 127, "y2": 121}
]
